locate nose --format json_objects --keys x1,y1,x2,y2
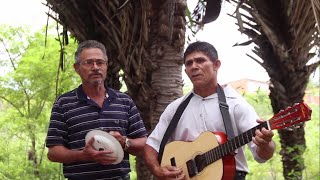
[
  {"x1": 190, "y1": 62, "x2": 199, "y2": 70},
  {"x1": 91, "y1": 62, "x2": 100, "y2": 70},
  {"x1": 92, "y1": 61, "x2": 99, "y2": 69}
]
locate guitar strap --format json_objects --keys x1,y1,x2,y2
[
  {"x1": 157, "y1": 84, "x2": 234, "y2": 163},
  {"x1": 217, "y1": 84, "x2": 235, "y2": 139},
  {"x1": 157, "y1": 93, "x2": 194, "y2": 163}
]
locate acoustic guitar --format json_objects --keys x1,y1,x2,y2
[{"x1": 161, "y1": 102, "x2": 312, "y2": 180}]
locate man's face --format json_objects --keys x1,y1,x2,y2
[
  {"x1": 184, "y1": 51, "x2": 220, "y2": 88},
  {"x1": 74, "y1": 48, "x2": 108, "y2": 86}
]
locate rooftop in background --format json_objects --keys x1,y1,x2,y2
[
  {"x1": 228, "y1": 78, "x2": 269, "y2": 93},
  {"x1": 228, "y1": 79, "x2": 319, "y2": 105}
]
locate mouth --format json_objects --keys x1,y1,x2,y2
[
  {"x1": 191, "y1": 74, "x2": 201, "y2": 78},
  {"x1": 90, "y1": 73, "x2": 102, "y2": 76}
]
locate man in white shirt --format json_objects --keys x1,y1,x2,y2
[{"x1": 144, "y1": 41, "x2": 276, "y2": 180}]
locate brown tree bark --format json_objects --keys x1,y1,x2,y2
[
  {"x1": 230, "y1": 0, "x2": 319, "y2": 178},
  {"x1": 45, "y1": 0, "x2": 187, "y2": 179}
]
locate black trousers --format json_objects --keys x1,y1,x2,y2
[{"x1": 234, "y1": 171, "x2": 247, "y2": 180}]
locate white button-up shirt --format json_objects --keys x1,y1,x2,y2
[{"x1": 146, "y1": 85, "x2": 267, "y2": 172}]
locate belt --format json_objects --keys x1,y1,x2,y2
[{"x1": 236, "y1": 170, "x2": 247, "y2": 177}]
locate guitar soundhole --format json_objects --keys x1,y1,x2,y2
[
  {"x1": 195, "y1": 154, "x2": 206, "y2": 172},
  {"x1": 186, "y1": 154, "x2": 206, "y2": 178},
  {"x1": 186, "y1": 159, "x2": 198, "y2": 178}
]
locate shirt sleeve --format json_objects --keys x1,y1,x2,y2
[
  {"x1": 46, "y1": 99, "x2": 69, "y2": 147},
  {"x1": 126, "y1": 98, "x2": 148, "y2": 138},
  {"x1": 146, "y1": 96, "x2": 185, "y2": 152},
  {"x1": 233, "y1": 100, "x2": 267, "y2": 163}
]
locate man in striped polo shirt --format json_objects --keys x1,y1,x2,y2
[{"x1": 46, "y1": 40, "x2": 147, "y2": 179}]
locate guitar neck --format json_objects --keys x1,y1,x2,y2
[{"x1": 204, "y1": 121, "x2": 269, "y2": 164}]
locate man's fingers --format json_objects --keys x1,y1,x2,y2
[
  {"x1": 261, "y1": 128, "x2": 274, "y2": 137},
  {"x1": 87, "y1": 137, "x2": 95, "y2": 146},
  {"x1": 164, "y1": 166, "x2": 184, "y2": 178},
  {"x1": 256, "y1": 119, "x2": 265, "y2": 123}
]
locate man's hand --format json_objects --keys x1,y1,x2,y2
[
  {"x1": 154, "y1": 165, "x2": 186, "y2": 180},
  {"x1": 253, "y1": 119, "x2": 276, "y2": 160},
  {"x1": 82, "y1": 137, "x2": 117, "y2": 165},
  {"x1": 109, "y1": 131, "x2": 126, "y2": 148},
  {"x1": 253, "y1": 119, "x2": 274, "y2": 147},
  {"x1": 144, "y1": 145, "x2": 186, "y2": 180}
]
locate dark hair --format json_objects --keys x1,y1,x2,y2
[
  {"x1": 184, "y1": 41, "x2": 218, "y2": 62},
  {"x1": 74, "y1": 40, "x2": 108, "y2": 63}
]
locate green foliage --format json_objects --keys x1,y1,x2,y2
[
  {"x1": 129, "y1": 155, "x2": 137, "y2": 180},
  {"x1": 0, "y1": 25, "x2": 79, "y2": 179},
  {"x1": 243, "y1": 91, "x2": 320, "y2": 180}
]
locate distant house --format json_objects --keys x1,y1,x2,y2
[
  {"x1": 304, "y1": 89, "x2": 320, "y2": 105},
  {"x1": 227, "y1": 79, "x2": 269, "y2": 93},
  {"x1": 227, "y1": 79, "x2": 319, "y2": 105}
]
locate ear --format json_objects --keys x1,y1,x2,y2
[
  {"x1": 213, "y1": 59, "x2": 221, "y2": 70},
  {"x1": 74, "y1": 63, "x2": 80, "y2": 75}
]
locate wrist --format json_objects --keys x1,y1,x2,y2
[
  {"x1": 79, "y1": 149, "x2": 90, "y2": 162},
  {"x1": 123, "y1": 137, "x2": 131, "y2": 151},
  {"x1": 257, "y1": 141, "x2": 275, "y2": 159},
  {"x1": 153, "y1": 166, "x2": 164, "y2": 177}
]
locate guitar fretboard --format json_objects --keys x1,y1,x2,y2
[{"x1": 203, "y1": 121, "x2": 269, "y2": 165}]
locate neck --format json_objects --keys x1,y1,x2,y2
[
  {"x1": 82, "y1": 82, "x2": 106, "y2": 98},
  {"x1": 194, "y1": 83, "x2": 218, "y2": 98}
]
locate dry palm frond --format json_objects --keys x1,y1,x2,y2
[
  {"x1": 229, "y1": 0, "x2": 319, "y2": 71},
  {"x1": 45, "y1": 0, "x2": 149, "y2": 88}
]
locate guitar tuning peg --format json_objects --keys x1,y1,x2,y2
[
  {"x1": 284, "y1": 127, "x2": 293, "y2": 131},
  {"x1": 297, "y1": 122, "x2": 305, "y2": 128}
]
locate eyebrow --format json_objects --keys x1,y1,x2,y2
[
  {"x1": 83, "y1": 58, "x2": 106, "y2": 61},
  {"x1": 185, "y1": 56, "x2": 206, "y2": 62}
]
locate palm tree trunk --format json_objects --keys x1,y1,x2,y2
[
  {"x1": 269, "y1": 76, "x2": 309, "y2": 179},
  {"x1": 135, "y1": 0, "x2": 187, "y2": 179},
  {"x1": 229, "y1": 0, "x2": 319, "y2": 178}
]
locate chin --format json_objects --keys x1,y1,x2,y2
[{"x1": 89, "y1": 80, "x2": 104, "y2": 85}]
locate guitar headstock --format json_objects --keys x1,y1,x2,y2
[{"x1": 269, "y1": 102, "x2": 312, "y2": 130}]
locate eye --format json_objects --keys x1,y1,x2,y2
[
  {"x1": 96, "y1": 60, "x2": 106, "y2": 66},
  {"x1": 195, "y1": 58, "x2": 205, "y2": 64},
  {"x1": 83, "y1": 60, "x2": 94, "y2": 65},
  {"x1": 185, "y1": 60, "x2": 193, "y2": 67}
]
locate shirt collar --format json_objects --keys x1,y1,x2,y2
[
  {"x1": 76, "y1": 85, "x2": 119, "y2": 101},
  {"x1": 191, "y1": 84, "x2": 238, "y2": 100}
]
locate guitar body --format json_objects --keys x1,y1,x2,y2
[
  {"x1": 160, "y1": 103, "x2": 312, "y2": 180},
  {"x1": 161, "y1": 131, "x2": 235, "y2": 180}
]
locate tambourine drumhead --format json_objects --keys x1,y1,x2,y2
[{"x1": 85, "y1": 130, "x2": 124, "y2": 164}]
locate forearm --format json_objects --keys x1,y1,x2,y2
[
  {"x1": 144, "y1": 144, "x2": 162, "y2": 176},
  {"x1": 47, "y1": 145, "x2": 88, "y2": 164},
  {"x1": 126, "y1": 137, "x2": 147, "y2": 156},
  {"x1": 256, "y1": 140, "x2": 276, "y2": 160}
]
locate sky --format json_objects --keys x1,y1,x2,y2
[
  {"x1": 2, "y1": 0, "x2": 316, "y2": 85},
  {"x1": 0, "y1": 0, "x2": 47, "y2": 30},
  {"x1": 187, "y1": 2, "x2": 270, "y2": 84}
]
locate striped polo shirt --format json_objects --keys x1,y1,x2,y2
[{"x1": 46, "y1": 85, "x2": 147, "y2": 179}]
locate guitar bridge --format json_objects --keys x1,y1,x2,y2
[{"x1": 186, "y1": 159, "x2": 198, "y2": 178}]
